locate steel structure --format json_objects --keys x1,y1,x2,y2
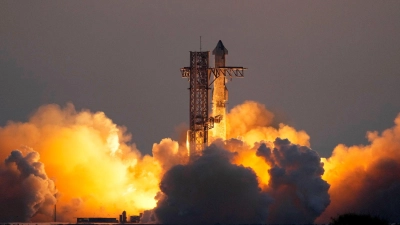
[
  {"x1": 181, "y1": 41, "x2": 246, "y2": 159},
  {"x1": 181, "y1": 51, "x2": 211, "y2": 157}
]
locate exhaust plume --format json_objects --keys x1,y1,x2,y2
[
  {"x1": 152, "y1": 138, "x2": 188, "y2": 171},
  {"x1": 317, "y1": 113, "x2": 400, "y2": 223},
  {"x1": 0, "y1": 100, "x2": 312, "y2": 223},
  {"x1": 2, "y1": 100, "x2": 400, "y2": 224},
  {"x1": 0, "y1": 149, "x2": 56, "y2": 222},
  {"x1": 153, "y1": 138, "x2": 330, "y2": 224},
  {"x1": 0, "y1": 103, "x2": 162, "y2": 222},
  {"x1": 225, "y1": 101, "x2": 312, "y2": 191},
  {"x1": 154, "y1": 144, "x2": 272, "y2": 224},
  {"x1": 257, "y1": 138, "x2": 330, "y2": 224},
  {"x1": 226, "y1": 101, "x2": 310, "y2": 147}
]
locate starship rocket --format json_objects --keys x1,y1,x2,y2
[{"x1": 211, "y1": 40, "x2": 229, "y2": 141}]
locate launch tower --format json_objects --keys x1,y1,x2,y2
[
  {"x1": 181, "y1": 51, "x2": 212, "y2": 156},
  {"x1": 181, "y1": 40, "x2": 245, "y2": 159}
]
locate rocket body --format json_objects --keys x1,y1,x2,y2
[{"x1": 211, "y1": 41, "x2": 228, "y2": 141}]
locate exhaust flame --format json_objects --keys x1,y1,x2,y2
[{"x1": 107, "y1": 129, "x2": 120, "y2": 156}]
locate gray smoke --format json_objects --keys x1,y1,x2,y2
[
  {"x1": 0, "y1": 149, "x2": 57, "y2": 222},
  {"x1": 354, "y1": 158, "x2": 400, "y2": 221},
  {"x1": 316, "y1": 115, "x2": 400, "y2": 223},
  {"x1": 153, "y1": 138, "x2": 330, "y2": 224},
  {"x1": 257, "y1": 138, "x2": 330, "y2": 224},
  {"x1": 321, "y1": 157, "x2": 400, "y2": 222},
  {"x1": 154, "y1": 144, "x2": 272, "y2": 224}
]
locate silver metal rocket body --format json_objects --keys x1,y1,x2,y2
[{"x1": 211, "y1": 40, "x2": 228, "y2": 141}]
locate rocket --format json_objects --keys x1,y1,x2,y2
[{"x1": 211, "y1": 40, "x2": 229, "y2": 141}]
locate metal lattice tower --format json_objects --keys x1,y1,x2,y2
[
  {"x1": 181, "y1": 51, "x2": 211, "y2": 157},
  {"x1": 181, "y1": 41, "x2": 246, "y2": 159}
]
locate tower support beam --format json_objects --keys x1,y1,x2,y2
[{"x1": 185, "y1": 51, "x2": 210, "y2": 158}]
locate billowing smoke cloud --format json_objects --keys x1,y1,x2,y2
[
  {"x1": 154, "y1": 144, "x2": 272, "y2": 224},
  {"x1": 227, "y1": 101, "x2": 310, "y2": 147},
  {"x1": 257, "y1": 138, "x2": 330, "y2": 224},
  {"x1": 3, "y1": 100, "x2": 400, "y2": 224},
  {"x1": 225, "y1": 101, "x2": 314, "y2": 196},
  {"x1": 0, "y1": 101, "x2": 317, "y2": 223},
  {"x1": 0, "y1": 103, "x2": 163, "y2": 222},
  {"x1": 228, "y1": 101, "x2": 400, "y2": 223},
  {"x1": 317, "y1": 113, "x2": 400, "y2": 223},
  {"x1": 152, "y1": 138, "x2": 188, "y2": 172},
  {"x1": 152, "y1": 138, "x2": 329, "y2": 224},
  {"x1": 0, "y1": 149, "x2": 56, "y2": 222}
]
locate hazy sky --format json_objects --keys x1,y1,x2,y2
[{"x1": 1, "y1": 1, "x2": 399, "y2": 157}]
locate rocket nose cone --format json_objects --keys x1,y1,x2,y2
[
  {"x1": 216, "y1": 40, "x2": 224, "y2": 48},
  {"x1": 213, "y1": 40, "x2": 228, "y2": 55}
]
